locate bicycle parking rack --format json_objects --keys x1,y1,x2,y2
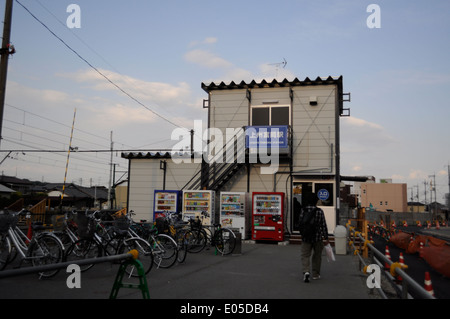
[
  {"x1": 109, "y1": 250, "x2": 150, "y2": 299},
  {"x1": 0, "y1": 249, "x2": 150, "y2": 299}
]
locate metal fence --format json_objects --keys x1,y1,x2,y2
[{"x1": 347, "y1": 224, "x2": 435, "y2": 299}]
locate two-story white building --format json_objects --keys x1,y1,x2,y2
[{"x1": 122, "y1": 76, "x2": 350, "y2": 238}]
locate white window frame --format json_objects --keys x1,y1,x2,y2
[{"x1": 250, "y1": 105, "x2": 291, "y2": 126}]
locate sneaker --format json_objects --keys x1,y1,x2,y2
[
  {"x1": 303, "y1": 272, "x2": 310, "y2": 283},
  {"x1": 312, "y1": 274, "x2": 321, "y2": 280}
]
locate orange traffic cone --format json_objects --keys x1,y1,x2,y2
[
  {"x1": 424, "y1": 272, "x2": 434, "y2": 297},
  {"x1": 397, "y1": 253, "x2": 406, "y2": 282},
  {"x1": 385, "y1": 245, "x2": 391, "y2": 270},
  {"x1": 419, "y1": 241, "x2": 424, "y2": 259},
  {"x1": 436, "y1": 220, "x2": 440, "y2": 230}
]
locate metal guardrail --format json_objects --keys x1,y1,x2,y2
[
  {"x1": 0, "y1": 251, "x2": 134, "y2": 279},
  {"x1": 0, "y1": 249, "x2": 150, "y2": 299},
  {"x1": 347, "y1": 225, "x2": 435, "y2": 299}
]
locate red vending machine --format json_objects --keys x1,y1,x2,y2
[{"x1": 252, "y1": 192, "x2": 285, "y2": 241}]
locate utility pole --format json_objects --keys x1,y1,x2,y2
[
  {"x1": 108, "y1": 131, "x2": 113, "y2": 209},
  {"x1": 0, "y1": 0, "x2": 14, "y2": 148},
  {"x1": 423, "y1": 179, "x2": 427, "y2": 205},
  {"x1": 429, "y1": 174, "x2": 436, "y2": 220},
  {"x1": 447, "y1": 164, "x2": 450, "y2": 213}
]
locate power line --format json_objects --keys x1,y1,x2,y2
[
  {"x1": 6, "y1": 103, "x2": 115, "y2": 145},
  {"x1": 0, "y1": 147, "x2": 173, "y2": 153},
  {"x1": 15, "y1": 0, "x2": 183, "y2": 129}
]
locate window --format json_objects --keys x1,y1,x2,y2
[
  {"x1": 251, "y1": 106, "x2": 290, "y2": 126},
  {"x1": 252, "y1": 108, "x2": 269, "y2": 125}
]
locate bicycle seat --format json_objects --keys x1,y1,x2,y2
[{"x1": 213, "y1": 223, "x2": 221, "y2": 227}]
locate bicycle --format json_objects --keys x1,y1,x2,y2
[
  {"x1": 65, "y1": 211, "x2": 154, "y2": 276},
  {"x1": 52, "y1": 211, "x2": 80, "y2": 250},
  {"x1": 0, "y1": 209, "x2": 65, "y2": 278},
  {"x1": 184, "y1": 211, "x2": 237, "y2": 255},
  {"x1": 154, "y1": 211, "x2": 189, "y2": 264},
  {"x1": 128, "y1": 215, "x2": 179, "y2": 269}
]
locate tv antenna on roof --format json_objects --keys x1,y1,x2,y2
[{"x1": 268, "y1": 58, "x2": 287, "y2": 78}]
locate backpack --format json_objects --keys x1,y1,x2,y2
[{"x1": 299, "y1": 207, "x2": 317, "y2": 241}]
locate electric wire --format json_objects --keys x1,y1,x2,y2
[{"x1": 15, "y1": 0, "x2": 183, "y2": 129}]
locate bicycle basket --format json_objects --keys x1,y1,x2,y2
[
  {"x1": 0, "y1": 213, "x2": 17, "y2": 234},
  {"x1": 113, "y1": 218, "x2": 130, "y2": 231},
  {"x1": 155, "y1": 217, "x2": 169, "y2": 234},
  {"x1": 189, "y1": 217, "x2": 202, "y2": 230},
  {"x1": 75, "y1": 214, "x2": 96, "y2": 239}
]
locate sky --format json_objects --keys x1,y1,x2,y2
[{"x1": 0, "y1": 0, "x2": 449, "y2": 204}]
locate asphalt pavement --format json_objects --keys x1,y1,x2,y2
[{"x1": 0, "y1": 241, "x2": 372, "y2": 301}]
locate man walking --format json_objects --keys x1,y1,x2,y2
[{"x1": 299, "y1": 192, "x2": 329, "y2": 282}]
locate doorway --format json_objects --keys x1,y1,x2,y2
[{"x1": 292, "y1": 180, "x2": 336, "y2": 234}]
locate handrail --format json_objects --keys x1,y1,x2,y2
[
  {"x1": 347, "y1": 225, "x2": 435, "y2": 299},
  {"x1": 182, "y1": 126, "x2": 247, "y2": 190},
  {"x1": 0, "y1": 250, "x2": 136, "y2": 279},
  {"x1": 359, "y1": 233, "x2": 434, "y2": 299}
]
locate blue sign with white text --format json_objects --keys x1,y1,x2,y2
[
  {"x1": 317, "y1": 189, "x2": 330, "y2": 201},
  {"x1": 245, "y1": 125, "x2": 288, "y2": 149}
]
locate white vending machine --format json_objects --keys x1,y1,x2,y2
[
  {"x1": 220, "y1": 192, "x2": 250, "y2": 239},
  {"x1": 182, "y1": 190, "x2": 216, "y2": 225}
]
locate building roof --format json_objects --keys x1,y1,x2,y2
[
  {"x1": 0, "y1": 175, "x2": 33, "y2": 185},
  {"x1": 201, "y1": 76, "x2": 343, "y2": 92},
  {"x1": 45, "y1": 183, "x2": 108, "y2": 199},
  {"x1": 201, "y1": 76, "x2": 345, "y2": 115},
  {"x1": 0, "y1": 184, "x2": 16, "y2": 193},
  {"x1": 121, "y1": 151, "x2": 173, "y2": 159},
  {"x1": 121, "y1": 151, "x2": 203, "y2": 160}
]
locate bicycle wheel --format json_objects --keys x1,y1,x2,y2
[
  {"x1": 54, "y1": 231, "x2": 74, "y2": 251},
  {"x1": 0, "y1": 234, "x2": 11, "y2": 270},
  {"x1": 29, "y1": 234, "x2": 64, "y2": 278},
  {"x1": 215, "y1": 228, "x2": 236, "y2": 255},
  {"x1": 175, "y1": 230, "x2": 187, "y2": 263},
  {"x1": 66, "y1": 238, "x2": 102, "y2": 272},
  {"x1": 184, "y1": 229, "x2": 207, "y2": 253},
  {"x1": 118, "y1": 237, "x2": 153, "y2": 276},
  {"x1": 151, "y1": 234, "x2": 178, "y2": 268}
]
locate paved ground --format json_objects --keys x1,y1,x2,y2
[{"x1": 0, "y1": 242, "x2": 372, "y2": 301}]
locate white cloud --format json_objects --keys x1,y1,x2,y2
[
  {"x1": 203, "y1": 37, "x2": 218, "y2": 44},
  {"x1": 60, "y1": 68, "x2": 192, "y2": 108},
  {"x1": 257, "y1": 63, "x2": 296, "y2": 81},
  {"x1": 352, "y1": 165, "x2": 362, "y2": 172},
  {"x1": 188, "y1": 37, "x2": 218, "y2": 48},
  {"x1": 341, "y1": 116, "x2": 396, "y2": 153},
  {"x1": 184, "y1": 49, "x2": 233, "y2": 69},
  {"x1": 408, "y1": 169, "x2": 428, "y2": 180}
]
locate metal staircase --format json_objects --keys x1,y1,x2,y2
[{"x1": 182, "y1": 128, "x2": 247, "y2": 192}]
